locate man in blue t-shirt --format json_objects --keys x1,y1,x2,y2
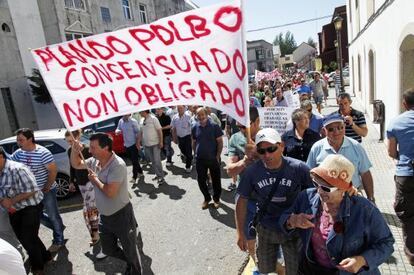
[
  {"x1": 297, "y1": 78, "x2": 311, "y2": 100},
  {"x1": 386, "y1": 88, "x2": 414, "y2": 266},
  {"x1": 236, "y1": 128, "x2": 312, "y2": 274},
  {"x1": 192, "y1": 107, "x2": 223, "y2": 209}
]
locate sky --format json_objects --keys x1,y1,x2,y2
[{"x1": 191, "y1": 0, "x2": 346, "y2": 47}]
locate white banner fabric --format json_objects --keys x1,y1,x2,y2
[{"x1": 31, "y1": 0, "x2": 248, "y2": 130}]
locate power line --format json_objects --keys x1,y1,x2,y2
[{"x1": 247, "y1": 15, "x2": 332, "y2": 33}]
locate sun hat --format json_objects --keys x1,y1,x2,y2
[{"x1": 310, "y1": 154, "x2": 355, "y2": 191}]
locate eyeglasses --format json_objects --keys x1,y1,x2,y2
[
  {"x1": 311, "y1": 174, "x2": 338, "y2": 193},
  {"x1": 257, "y1": 145, "x2": 278, "y2": 155},
  {"x1": 326, "y1": 125, "x2": 344, "y2": 132}
]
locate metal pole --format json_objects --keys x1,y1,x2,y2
[{"x1": 337, "y1": 30, "x2": 344, "y2": 93}]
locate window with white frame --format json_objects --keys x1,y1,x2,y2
[
  {"x1": 139, "y1": 3, "x2": 148, "y2": 24},
  {"x1": 65, "y1": 32, "x2": 88, "y2": 41},
  {"x1": 122, "y1": 0, "x2": 132, "y2": 20},
  {"x1": 100, "y1": 7, "x2": 111, "y2": 23},
  {"x1": 64, "y1": 0, "x2": 85, "y2": 10}
]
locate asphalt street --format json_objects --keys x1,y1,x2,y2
[{"x1": 37, "y1": 147, "x2": 245, "y2": 275}]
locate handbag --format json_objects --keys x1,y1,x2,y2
[{"x1": 248, "y1": 175, "x2": 281, "y2": 237}]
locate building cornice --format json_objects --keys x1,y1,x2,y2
[{"x1": 349, "y1": 0, "x2": 395, "y2": 46}]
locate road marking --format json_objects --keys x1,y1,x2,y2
[{"x1": 59, "y1": 203, "x2": 83, "y2": 210}]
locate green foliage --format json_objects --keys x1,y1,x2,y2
[
  {"x1": 27, "y1": 68, "x2": 52, "y2": 104},
  {"x1": 329, "y1": 61, "x2": 338, "y2": 71},
  {"x1": 273, "y1": 31, "x2": 297, "y2": 57},
  {"x1": 307, "y1": 37, "x2": 317, "y2": 49}
]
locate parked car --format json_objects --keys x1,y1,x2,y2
[
  {"x1": 84, "y1": 116, "x2": 126, "y2": 155},
  {"x1": 0, "y1": 128, "x2": 89, "y2": 199},
  {"x1": 327, "y1": 71, "x2": 350, "y2": 87},
  {"x1": 343, "y1": 71, "x2": 350, "y2": 86},
  {"x1": 328, "y1": 71, "x2": 336, "y2": 87}
]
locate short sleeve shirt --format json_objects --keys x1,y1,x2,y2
[
  {"x1": 309, "y1": 113, "x2": 324, "y2": 134},
  {"x1": 386, "y1": 110, "x2": 414, "y2": 176},
  {"x1": 157, "y1": 113, "x2": 171, "y2": 137},
  {"x1": 192, "y1": 120, "x2": 223, "y2": 160},
  {"x1": 331, "y1": 109, "x2": 366, "y2": 143},
  {"x1": 237, "y1": 157, "x2": 312, "y2": 230},
  {"x1": 12, "y1": 145, "x2": 55, "y2": 189},
  {"x1": 298, "y1": 85, "x2": 311, "y2": 95},
  {"x1": 0, "y1": 160, "x2": 43, "y2": 210},
  {"x1": 306, "y1": 137, "x2": 372, "y2": 188},
  {"x1": 309, "y1": 80, "x2": 326, "y2": 97},
  {"x1": 228, "y1": 131, "x2": 246, "y2": 160},
  {"x1": 117, "y1": 118, "x2": 139, "y2": 147},
  {"x1": 171, "y1": 113, "x2": 192, "y2": 138},
  {"x1": 86, "y1": 154, "x2": 129, "y2": 216},
  {"x1": 142, "y1": 114, "x2": 162, "y2": 147}
]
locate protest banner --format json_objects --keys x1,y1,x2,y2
[
  {"x1": 31, "y1": 0, "x2": 248, "y2": 130},
  {"x1": 258, "y1": 107, "x2": 295, "y2": 135},
  {"x1": 254, "y1": 69, "x2": 280, "y2": 82}
]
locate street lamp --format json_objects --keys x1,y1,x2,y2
[{"x1": 333, "y1": 15, "x2": 344, "y2": 93}]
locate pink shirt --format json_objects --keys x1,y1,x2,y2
[{"x1": 311, "y1": 210, "x2": 335, "y2": 268}]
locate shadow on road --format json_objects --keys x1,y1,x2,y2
[
  {"x1": 132, "y1": 179, "x2": 186, "y2": 200},
  {"x1": 137, "y1": 232, "x2": 154, "y2": 275},
  {"x1": 208, "y1": 202, "x2": 236, "y2": 229},
  {"x1": 220, "y1": 189, "x2": 236, "y2": 205},
  {"x1": 88, "y1": 232, "x2": 154, "y2": 275},
  {"x1": 40, "y1": 246, "x2": 73, "y2": 275}
]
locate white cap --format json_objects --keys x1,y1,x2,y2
[{"x1": 255, "y1": 128, "x2": 282, "y2": 145}]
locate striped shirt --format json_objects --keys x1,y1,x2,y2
[
  {"x1": 0, "y1": 159, "x2": 43, "y2": 210},
  {"x1": 334, "y1": 72, "x2": 341, "y2": 86},
  {"x1": 331, "y1": 109, "x2": 366, "y2": 143},
  {"x1": 11, "y1": 145, "x2": 55, "y2": 189}
]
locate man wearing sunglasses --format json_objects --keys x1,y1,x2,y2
[
  {"x1": 306, "y1": 114, "x2": 375, "y2": 203},
  {"x1": 236, "y1": 128, "x2": 313, "y2": 275}
]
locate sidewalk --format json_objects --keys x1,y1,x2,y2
[{"x1": 241, "y1": 88, "x2": 414, "y2": 274}]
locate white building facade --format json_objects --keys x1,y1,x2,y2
[
  {"x1": 347, "y1": 0, "x2": 414, "y2": 135},
  {"x1": 293, "y1": 42, "x2": 317, "y2": 71}
]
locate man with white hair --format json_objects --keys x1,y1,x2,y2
[{"x1": 307, "y1": 114, "x2": 375, "y2": 202}]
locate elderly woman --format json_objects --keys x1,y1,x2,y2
[
  {"x1": 280, "y1": 155, "x2": 394, "y2": 274},
  {"x1": 263, "y1": 96, "x2": 274, "y2": 107},
  {"x1": 282, "y1": 109, "x2": 321, "y2": 161}
]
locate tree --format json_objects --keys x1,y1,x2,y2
[
  {"x1": 273, "y1": 31, "x2": 297, "y2": 57},
  {"x1": 27, "y1": 68, "x2": 52, "y2": 104},
  {"x1": 329, "y1": 61, "x2": 338, "y2": 72},
  {"x1": 307, "y1": 37, "x2": 317, "y2": 49}
]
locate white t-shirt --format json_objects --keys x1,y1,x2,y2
[
  {"x1": 142, "y1": 114, "x2": 162, "y2": 147},
  {"x1": 0, "y1": 238, "x2": 25, "y2": 275}
]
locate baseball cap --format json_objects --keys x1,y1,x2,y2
[
  {"x1": 323, "y1": 113, "x2": 344, "y2": 127},
  {"x1": 255, "y1": 128, "x2": 281, "y2": 145}
]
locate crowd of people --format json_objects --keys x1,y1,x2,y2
[{"x1": 0, "y1": 70, "x2": 413, "y2": 275}]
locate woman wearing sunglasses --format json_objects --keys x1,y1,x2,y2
[{"x1": 280, "y1": 154, "x2": 394, "y2": 274}]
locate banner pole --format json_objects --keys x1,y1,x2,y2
[
  {"x1": 240, "y1": 0, "x2": 252, "y2": 144},
  {"x1": 240, "y1": 0, "x2": 250, "y2": 130}
]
